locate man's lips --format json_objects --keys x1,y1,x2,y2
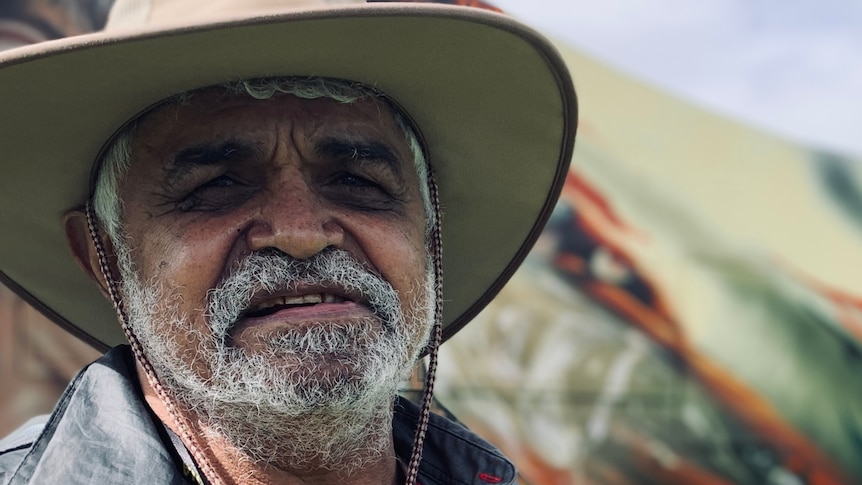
[
  {"x1": 244, "y1": 292, "x2": 348, "y2": 318},
  {"x1": 238, "y1": 286, "x2": 370, "y2": 321},
  {"x1": 227, "y1": 287, "x2": 380, "y2": 345}
]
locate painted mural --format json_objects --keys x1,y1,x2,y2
[{"x1": 435, "y1": 41, "x2": 862, "y2": 485}]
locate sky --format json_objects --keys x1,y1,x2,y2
[{"x1": 492, "y1": 0, "x2": 862, "y2": 158}]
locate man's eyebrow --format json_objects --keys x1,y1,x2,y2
[
  {"x1": 164, "y1": 141, "x2": 260, "y2": 181},
  {"x1": 315, "y1": 137, "x2": 403, "y2": 176}
]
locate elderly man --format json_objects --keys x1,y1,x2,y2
[{"x1": 0, "y1": 0, "x2": 576, "y2": 484}]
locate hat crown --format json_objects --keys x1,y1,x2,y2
[{"x1": 107, "y1": 0, "x2": 365, "y2": 29}]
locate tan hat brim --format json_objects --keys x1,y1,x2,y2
[{"x1": 0, "y1": 3, "x2": 576, "y2": 350}]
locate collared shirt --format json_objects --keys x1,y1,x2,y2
[{"x1": 0, "y1": 346, "x2": 515, "y2": 485}]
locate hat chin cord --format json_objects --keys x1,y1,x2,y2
[
  {"x1": 404, "y1": 165, "x2": 444, "y2": 485},
  {"x1": 85, "y1": 200, "x2": 228, "y2": 484},
  {"x1": 84, "y1": 164, "x2": 443, "y2": 485}
]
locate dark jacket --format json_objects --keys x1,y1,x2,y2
[{"x1": 0, "y1": 346, "x2": 515, "y2": 484}]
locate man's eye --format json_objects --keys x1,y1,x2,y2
[
  {"x1": 324, "y1": 172, "x2": 397, "y2": 210},
  {"x1": 199, "y1": 175, "x2": 237, "y2": 189},
  {"x1": 338, "y1": 173, "x2": 377, "y2": 187},
  {"x1": 175, "y1": 175, "x2": 250, "y2": 212}
]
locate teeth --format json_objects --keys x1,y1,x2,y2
[
  {"x1": 284, "y1": 294, "x2": 323, "y2": 305},
  {"x1": 249, "y1": 293, "x2": 345, "y2": 312}
]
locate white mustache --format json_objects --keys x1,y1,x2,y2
[{"x1": 204, "y1": 249, "x2": 401, "y2": 339}]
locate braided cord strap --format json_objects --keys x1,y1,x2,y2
[
  {"x1": 404, "y1": 164, "x2": 444, "y2": 485},
  {"x1": 85, "y1": 201, "x2": 228, "y2": 485}
]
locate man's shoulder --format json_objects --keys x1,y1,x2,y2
[
  {"x1": 0, "y1": 415, "x2": 49, "y2": 480},
  {"x1": 393, "y1": 397, "x2": 517, "y2": 485},
  {"x1": 0, "y1": 347, "x2": 123, "y2": 482},
  {"x1": 0, "y1": 415, "x2": 47, "y2": 454},
  {"x1": 0, "y1": 346, "x2": 188, "y2": 484}
]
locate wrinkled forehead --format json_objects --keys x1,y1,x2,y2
[
  {"x1": 134, "y1": 91, "x2": 406, "y2": 155},
  {"x1": 90, "y1": 77, "x2": 427, "y2": 190},
  {"x1": 137, "y1": 87, "x2": 403, "y2": 143}
]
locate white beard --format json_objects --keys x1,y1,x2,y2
[{"x1": 116, "y1": 245, "x2": 435, "y2": 472}]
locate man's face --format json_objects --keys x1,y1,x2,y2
[{"x1": 110, "y1": 89, "x2": 433, "y2": 463}]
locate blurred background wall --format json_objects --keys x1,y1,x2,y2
[{"x1": 0, "y1": 0, "x2": 109, "y2": 436}]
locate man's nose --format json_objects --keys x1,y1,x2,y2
[{"x1": 245, "y1": 174, "x2": 344, "y2": 260}]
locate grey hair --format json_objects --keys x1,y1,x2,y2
[{"x1": 93, "y1": 77, "x2": 433, "y2": 241}]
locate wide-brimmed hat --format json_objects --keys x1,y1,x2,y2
[{"x1": 0, "y1": 0, "x2": 576, "y2": 351}]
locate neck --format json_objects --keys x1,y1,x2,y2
[{"x1": 137, "y1": 364, "x2": 401, "y2": 485}]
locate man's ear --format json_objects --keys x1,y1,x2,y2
[{"x1": 63, "y1": 208, "x2": 116, "y2": 300}]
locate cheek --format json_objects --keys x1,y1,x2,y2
[
  {"x1": 129, "y1": 221, "x2": 235, "y2": 306},
  {"x1": 359, "y1": 218, "x2": 428, "y2": 297}
]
